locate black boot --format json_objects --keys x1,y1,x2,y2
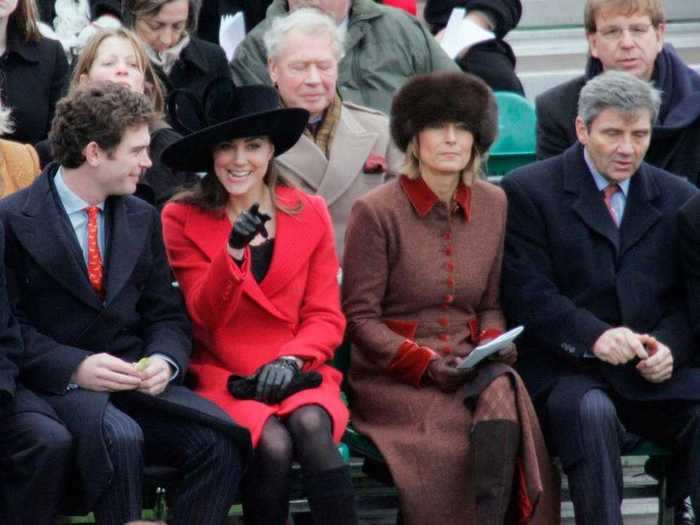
[
  {"x1": 303, "y1": 465, "x2": 358, "y2": 525},
  {"x1": 470, "y1": 420, "x2": 520, "y2": 525}
]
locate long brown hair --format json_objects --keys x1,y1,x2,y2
[
  {"x1": 70, "y1": 28, "x2": 166, "y2": 116},
  {"x1": 8, "y1": 0, "x2": 41, "y2": 42},
  {"x1": 172, "y1": 160, "x2": 302, "y2": 215}
]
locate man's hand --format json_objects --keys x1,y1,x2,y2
[
  {"x1": 637, "y1": 338, "x2": 674, "y2": 383},
  {"x1": 137, "y1": 356, "x2": 173, "y2": 396},
  {"x1": 426, "y1": 355, "x2": 472, "y2": 392},
  {"x1": 592, "y1": 327, "x2": 649, "y2": 365},
  {"x1": 71, "y1": 353, "x2": 142, "y2": 392}
]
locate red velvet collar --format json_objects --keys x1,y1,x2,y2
[{"x1": 399, "y1": 175, "x2": 472, "y2": 221}]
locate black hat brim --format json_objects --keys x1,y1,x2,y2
[{"x1": 162, "y1": 107, "x2": 309, "y2": 173}]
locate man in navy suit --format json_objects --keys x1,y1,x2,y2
[
  {"x1": 0, "y1": 82, "x2": 251, "y2": 524},
  {"x1": 502, "y1": 70, "x2": 700, "y2": 525},
  {"x1": 0, "y1": 220, "x2": 72, "y2": 525}
]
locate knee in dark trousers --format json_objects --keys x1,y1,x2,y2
[{"x1": 1, "y1": 412, "x2": 73, "y2": 525}]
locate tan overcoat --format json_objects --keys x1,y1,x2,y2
[
  {"x1": 276, "y1": 100, "x2": 402, "y2": 258},
  {"x1": 343, "y1": 176, "x2": 560, "y2": 525},
  {"x1": 0, "y1": 139, "x2": 40, "y2": 198}
]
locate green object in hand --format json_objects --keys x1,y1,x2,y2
[{"x1": 135, "y1": 357, "x2": 151, "y2": 372}]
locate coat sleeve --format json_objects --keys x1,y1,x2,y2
[
  {"x1": 161, "y1": 203, "x2": 254, "y2": 332},
  {"x1": 674, "y1": 199, "x2": 700, "y2": 365},
  {"x1": 501, "y1": 175, "x2": 611, "y2": 360},
  {"x1": 276, "y1": 198, "x2": 346, "y2": 368},
  {"x1": 230, "y1": 28, "x2": 273, "y2": 86},
  {"x1": 535, "y1": 91, "x2": 573, "y2": 160},
  {"x1": 0, "y1": 222, "x2": 23, "y2": 411},
  {"x1": 342, "y1": 198, "x2": 436, "y2": 387},
  {"x1": 136, "y1": 209, "x2": 193, "y2": 376}
]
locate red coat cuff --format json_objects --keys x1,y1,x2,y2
[{"x1": 388, "y1": 340, "x2": 437, "y2": 387}]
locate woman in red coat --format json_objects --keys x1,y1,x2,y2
[{"x1": 160, "y1": 80, "x2": 355, "y2": 525}]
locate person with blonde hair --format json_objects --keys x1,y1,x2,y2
[{"x1": 343, "y1": 71, "x2": 559, "y2": 525}]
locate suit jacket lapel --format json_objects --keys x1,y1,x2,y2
[
  {"x1": 276, "y1": 106, "x2": 378, "y2": 206},
  {"x1": 259, "y1": 199, "x2": 320, "y2": 299},
  {"x1": 276, "y1": 137, "x2": 328, "y2": 192},
  {"x1": 320, "y1": 107, "x2": 378, "y2": 205},
  {"x1": 11, "y1": 170, "x2": 103, "y2": 309},
  {"x1": 103, "y1": 197, "x2": 150, "y2": 305},
  {"x1": 563, "y1": 145, "x2": 620, "y2": 252},
  {"x1": 619, "y1": 166, "x2": 662, "y2": 257}
]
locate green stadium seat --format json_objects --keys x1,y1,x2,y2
[{"x1": 486, "y1": 91, "x2": 538, "y2": 177}]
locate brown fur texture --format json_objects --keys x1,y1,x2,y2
[{"x1": 390, "y1": 71, "x2": 498, "y2": 153}]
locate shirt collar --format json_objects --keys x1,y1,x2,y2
[
  {"x1": 399, "y1": 175, "x2": 472, "y2": 221},
  {"x1": 584, "y1": 148, "x2": 630, "y2": 197},
  {"x1": 54, "y1": 167, "x2": 105, "y2": 215}
]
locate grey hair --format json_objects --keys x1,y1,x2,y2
[
  {"x1": 263, "y1": 8, "x2": 345, "y2": 62},
  {"x1": 578, "y1": 70, "x2": 662, "y2": 128},
  {"x1": 0, "y1": 100, "x2": 14, "y2": 136}
]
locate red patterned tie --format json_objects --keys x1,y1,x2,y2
[
  {"x1": 85, "y1": 206, "x2": 105, "y2": 299},
  {"x1": 602, "y1": 184, "x2": 620, "y2": 225}
]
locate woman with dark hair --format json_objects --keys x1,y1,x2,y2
[
  {"x1": 122, "y1": 0, "x2": 231, "y2": 103},
  {"x1": 161, "y1": 81, "x2": 357, "y2": 525},
  {"x1": 0, "y1": 0, "x2": 69, "y2": 145},
  {"x1": 342, "y1": 71, "x2": 559, "y2": 525}
]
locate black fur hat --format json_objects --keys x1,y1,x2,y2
[{"x1": 390, "y1": 72, "x2": 498, "y2": 154}]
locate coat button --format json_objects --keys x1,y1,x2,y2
[
  {"x1": 438, "y1": 318, "x2": 449, "y2": 327},
  {"x1": 442, "y1": 231, "x2": 452, "y2": 240},
  {"x1": 438, "y1": 333, "x2": 449, "y2": 341},
  {"x1": 444, "y1": 246, "x2": 453, "y2": 256},
  {"x1": 446, "y1": 261, "x2": 455, "y2": 272},
  {"x1": 446, "y1": 277, "x2": 455, "y2": 287},
  {"x1": 444, "y1": 294, "x2": 454, "y2": 304}
]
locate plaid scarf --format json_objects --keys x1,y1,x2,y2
[{"x1": 305, "y1": 94, "x2": 342, "y2": 158}]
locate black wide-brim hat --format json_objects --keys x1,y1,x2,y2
[{"x1": 162, "y1": 79, "x2": 309, "y2": 173}]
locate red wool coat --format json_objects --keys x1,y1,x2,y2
[{"x1": 162, "y1": 186, "x2": 348, "y2": 446}]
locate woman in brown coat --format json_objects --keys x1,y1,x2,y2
[{"x1": 342, "y1": 72, "x2": 559, "y2": 525}]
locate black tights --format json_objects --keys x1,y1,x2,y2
[{"x1": 242, "y1": 405, "x2": 344, "y2": 525}]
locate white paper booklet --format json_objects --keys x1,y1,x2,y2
[
  {"x1": 219, "y1": 12, "x2": 246, "y2": 62},
  {"x1": 458, "y1": 325, "x2": 524, "y2": 369},
  {"x1": 440, "y1": 8, "x2": 496, "y2": 60}
]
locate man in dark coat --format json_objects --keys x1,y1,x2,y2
[
  {"x1": 535, "y1": 0, "x2": 700, "y2": 186},
  {"x1": 423, "y1": 0, "x2": 524, "y2": 94},
  {"x1": 0, "y1": 82, "x2": 251, "y2": 524},
  {"x1": 0, "y1": 222, "x2": 73, "y2": 525},
  {"x1": 502, "y1": 70, "x2": 700, "y2": 525}
]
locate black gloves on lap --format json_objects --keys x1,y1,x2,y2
[{"x1": 228, "y1": 358, "x2": 322, "y2": 404}]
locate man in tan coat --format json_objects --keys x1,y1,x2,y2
[{"x1": 264, "y1": 8, "x2": 402, "y2": 257}]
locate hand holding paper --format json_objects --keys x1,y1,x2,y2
[{"x1": 458, "y1": 326, "x2": 524, "y2": 369}]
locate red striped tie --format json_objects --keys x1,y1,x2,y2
[
  {"x1": 602, "y1": 184, "x2": 620, "y2": 225},
  {"x1": 85, "y1": 206, "x2": 105, "y2": 299}
]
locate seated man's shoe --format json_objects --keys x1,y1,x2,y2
[{"x1": 675, "y1": 498, "x2": 695, "y2": 525}]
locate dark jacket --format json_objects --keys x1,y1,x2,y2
[
  {"x1": 422, "y1": 0, "x2": 523, "y2": 93},
  {"x1": 680, "y1": 193, "x2": 700, "y2": 344},
  {"x1": 0, "y1": 166, "x2": 251, "y2": 509},
  {"x1": 0, "y1": 222, "x2": 23, "y2": 415},
  {"x1": 536, "y1": 45, "x2": 700, "y2": 186},
  {"x1": 154, "y1": 36, "x2": 232, "y2": 104},
  {"x1": 1, "y1": 33, "x2": 69, "y2": 145},
  {"x1": 197, "y1": 0, "x2": 271, "y2": 44},
  {"x1": 502, "y1": 144, "x2": 700, "y2": 465}
]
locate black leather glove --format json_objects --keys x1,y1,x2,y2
[
  {"x1": 255, "y1": 357, "x2": 301, "y2": 404},
  {"x1": 228, "y1": 203, "x2": 272, "y2": 250},
  {"x1": 228, "y1": 370, "x2": 322, "y2": 402}
]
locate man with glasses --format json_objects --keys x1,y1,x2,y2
[{"x1": 536, "y1": 0, "x2": 700, "y2": 187}]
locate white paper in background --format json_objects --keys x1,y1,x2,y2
[
  {"x1": 440, "y1": 8, "x2": 496, "y2": 59},
  {"x1": 219, "y1": 12, "x2": 246, "y2": 62}
]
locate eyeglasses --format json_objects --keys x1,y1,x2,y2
[{"x1": 597, "y1": 23, "x2": 653, "y2": 41}]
